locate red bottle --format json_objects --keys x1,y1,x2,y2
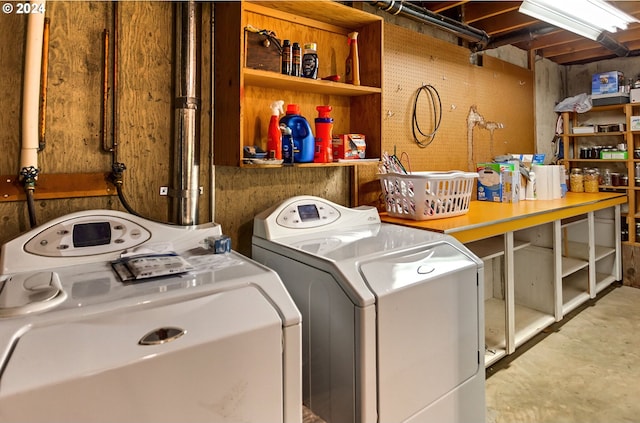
[
  {"x1": 314, "y1": 105, "x2": 333, "y2": 163},
  {"x1": 267, "y1": 100, "x2": 284, "y2": 160}
]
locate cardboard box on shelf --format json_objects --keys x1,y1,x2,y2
[
  {"x1": 476, "y1": 162, "x2": 519, "y2": 203},
  {"x1": 332, "y1": 134, "x2": 366, "y2": 160},
  {"x1": 591, "y1": 71, "x2": 624, "y2": 95}
]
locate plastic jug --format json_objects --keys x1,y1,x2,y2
[
  {"x1": 314, "y1": 105, "x2": 333, "y2": 163},
  {"x1": 280, "y1": 104, "x2": 315, "y2": 163}
]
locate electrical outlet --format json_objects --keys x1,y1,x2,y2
[{"x1": 160, "y1": 186, "x2": 168, "y2": 196}]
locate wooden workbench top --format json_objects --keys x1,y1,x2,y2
[{"x1": 380, "y1": 192, "x2": 627, "y2": 243}]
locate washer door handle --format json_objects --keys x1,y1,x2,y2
[
  {"x1": 417, "y1": 265, "x2": 435, "y2": 274},
  {"x1": 139, "y1": 327, "x2": 186, "y2": 345}
]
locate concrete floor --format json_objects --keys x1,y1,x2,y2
[{"x1": 486, "y1": 284, "x2": 640, "y2": 423}]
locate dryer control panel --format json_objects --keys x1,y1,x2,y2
[
  {"x1": 253, "y1": 195, "x2": 381, "y2": 240},
  {"x1": 276, "y1": 200, "x2": 341, "y2": 229},
  {"x1": 24, "y1": 216, "x2": 152, "y2": 257}
]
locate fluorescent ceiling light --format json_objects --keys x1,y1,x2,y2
[{"x1": 519, "y1": 0, "x2": 639, "y2": 41}]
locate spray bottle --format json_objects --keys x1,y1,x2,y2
[
  {"x1": 267, "y1": 100, "x2": 284, "y2": 160},
  {"x1": 314, "y1": 105, "x2": 333, "y2": 163},
  {"x1": 345, "y1": 32, "x2": 360, "y2": 86}
]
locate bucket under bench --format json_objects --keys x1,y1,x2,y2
[{"x1": 380, "y1": 192, "x2": 627, "y2": 367}]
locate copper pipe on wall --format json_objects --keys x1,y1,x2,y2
[
  {"x1": 102, "y1": 28, "x2": 113, "y2": 155},
  {"x1": 112, "y1": 1, "x2": 120, "y2": 165},
  {"x1": 39, "y1": 17, "x2": 50, "y2": 152}
]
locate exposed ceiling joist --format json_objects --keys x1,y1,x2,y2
[{"x1": 402, "y1": 1, "x2": 640, "y2": 65}]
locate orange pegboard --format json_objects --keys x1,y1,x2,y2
[{"x1": 382, "y1": 24, "x2": 534, "y2": 173}]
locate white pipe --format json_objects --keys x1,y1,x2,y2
[{"x1": 21, "y1": 1, "x2": 47, "y2": 171}]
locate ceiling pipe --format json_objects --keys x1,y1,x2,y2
[
  {"x1": 486, "y1": 25, "x2": 558, "y2": 49},
  {"x1": 369, "y1": 0, "x2": 489, "y2": 50},
  {"x1": 489, "y1": 25, "x2": 630, "y2": 58},
  {"x1": 596, "y1": 31, "x2": 629, "y2": 57}
]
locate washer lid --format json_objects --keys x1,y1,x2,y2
[{"x1": 359, "y1": 241, "x2": 477, "y2": 297}]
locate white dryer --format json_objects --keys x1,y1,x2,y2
[
  {"x1": 252, "y1": 196, "x2": 485, "y2": 423},
  {"x1": 0, "y1": 210, "x2": 301, "y2": 423}
]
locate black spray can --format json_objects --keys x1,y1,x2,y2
[
  {"x1": 281, "y1": 39, "x2": 292, "y2": 75},
  {"x1": 291, "y1": 42, "x2": 301, "y2": 77}
]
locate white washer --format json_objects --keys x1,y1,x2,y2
[
  {"x1": 252, "y1": 196, "x2": 485, "y2": 423},
  {"x1": 0, "y1": 210, "x2": 301, "y2": 423}
]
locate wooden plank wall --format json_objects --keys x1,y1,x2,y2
[
  {"x1": 0, "y1": 2, "x2": 213, "y2": 243},
  {"x1": 0, "y1": 2, "x2": 534, "y2": 257}
]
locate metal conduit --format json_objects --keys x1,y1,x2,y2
[
  {"x1": 173, "y1": 0, "x2": 201, "y2": 226},
  {"x1": 369, "y1": 0, "x2": 490, "y2": 49}
]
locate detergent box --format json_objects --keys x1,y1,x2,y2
[
  {"x1": 332, "y1": 134, "x2": 366, "y2": 160},
  {"x1": 477, "y1": 162, "x2": 519, "y2": 203}
]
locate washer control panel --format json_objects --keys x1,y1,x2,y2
[{"x1": 24, "y1": 215, "x2": 151, "y2": 257}]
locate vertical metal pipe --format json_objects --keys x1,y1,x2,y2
[{"x1": 173, "y1": 0, "x2": 201, "y2": 225}]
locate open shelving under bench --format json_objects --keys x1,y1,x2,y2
[{"x1": 380, "y1": 192, "x2": 626, "y2": 367}]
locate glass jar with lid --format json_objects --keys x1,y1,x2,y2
[
  {"x1": 620, "y1": 174, "x2": 629, "y2": 186},
  {"x1": 584, "y1": 168, "x2": 599, "y2": 193},
  {"x1": 570, "y1": 168, "x2": 584, "y2": 192}
]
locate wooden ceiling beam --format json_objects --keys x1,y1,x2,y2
[
  {"x1": 421, "y1": 1, "x2": 469, "y2": 14},
  {"x1": 473, "y1": 11, "x2": 537, "y2": 36},
  {"x1": 461, "y1": 1, "x2": 521, "y2": 24}
]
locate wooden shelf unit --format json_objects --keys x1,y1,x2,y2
[
  {"x1": 213, "y1": 1, "x2": 383, "y2": 167},
  {"x1": 561, "y1": 103, "x2": 640, "y2": 243}
]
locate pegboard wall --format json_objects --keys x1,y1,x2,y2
[{"x1": 382, "y1": 24, "x2": 534, "y2": 173}]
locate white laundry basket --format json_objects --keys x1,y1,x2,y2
[{"x1": 379, "y1": 171, "x2": 478, "y2": 220}]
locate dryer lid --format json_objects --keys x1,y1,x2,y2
[{"x1": 359, "y1": 241, "x2": 477, "y2": 297}]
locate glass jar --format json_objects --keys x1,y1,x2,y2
[
  {"x1": 579, "y1": 147, "x2": 589, "y2": 159},
  {"x1": 584, "y1": 168, "x2": 599, "y2": 193},
  {"x1": 611, "y1": 172, "x2": 620, "y2": 186},
  {"x1": 602, "y1": 168, "x2": 612, "y2": 186},
  {"x1": 620, "y1": 174, "x2": 629, "y2": 186},
  {"x1": 570, "y1": 168, "x2": 584, "y2": 192}
]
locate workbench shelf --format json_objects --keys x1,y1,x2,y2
[
  {"x1": 466, "y1": 235, "x2": 531, "y2": 367},
  {"x1": 213, "y1": 1, "x2": 383, "y2": 167},
  {"x1": 561, "y1": 104, "x2": 636, "y2": 244},
  {"x1": 380, "y1": 194, "x2": 624, "y2": 368},
  {"x1": 479, "y1": 206, "x2": 620, "y2": 367}
]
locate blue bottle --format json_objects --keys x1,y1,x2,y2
[{"x1": 280, "y1": 104, "x2": 315, "y2": 163}]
